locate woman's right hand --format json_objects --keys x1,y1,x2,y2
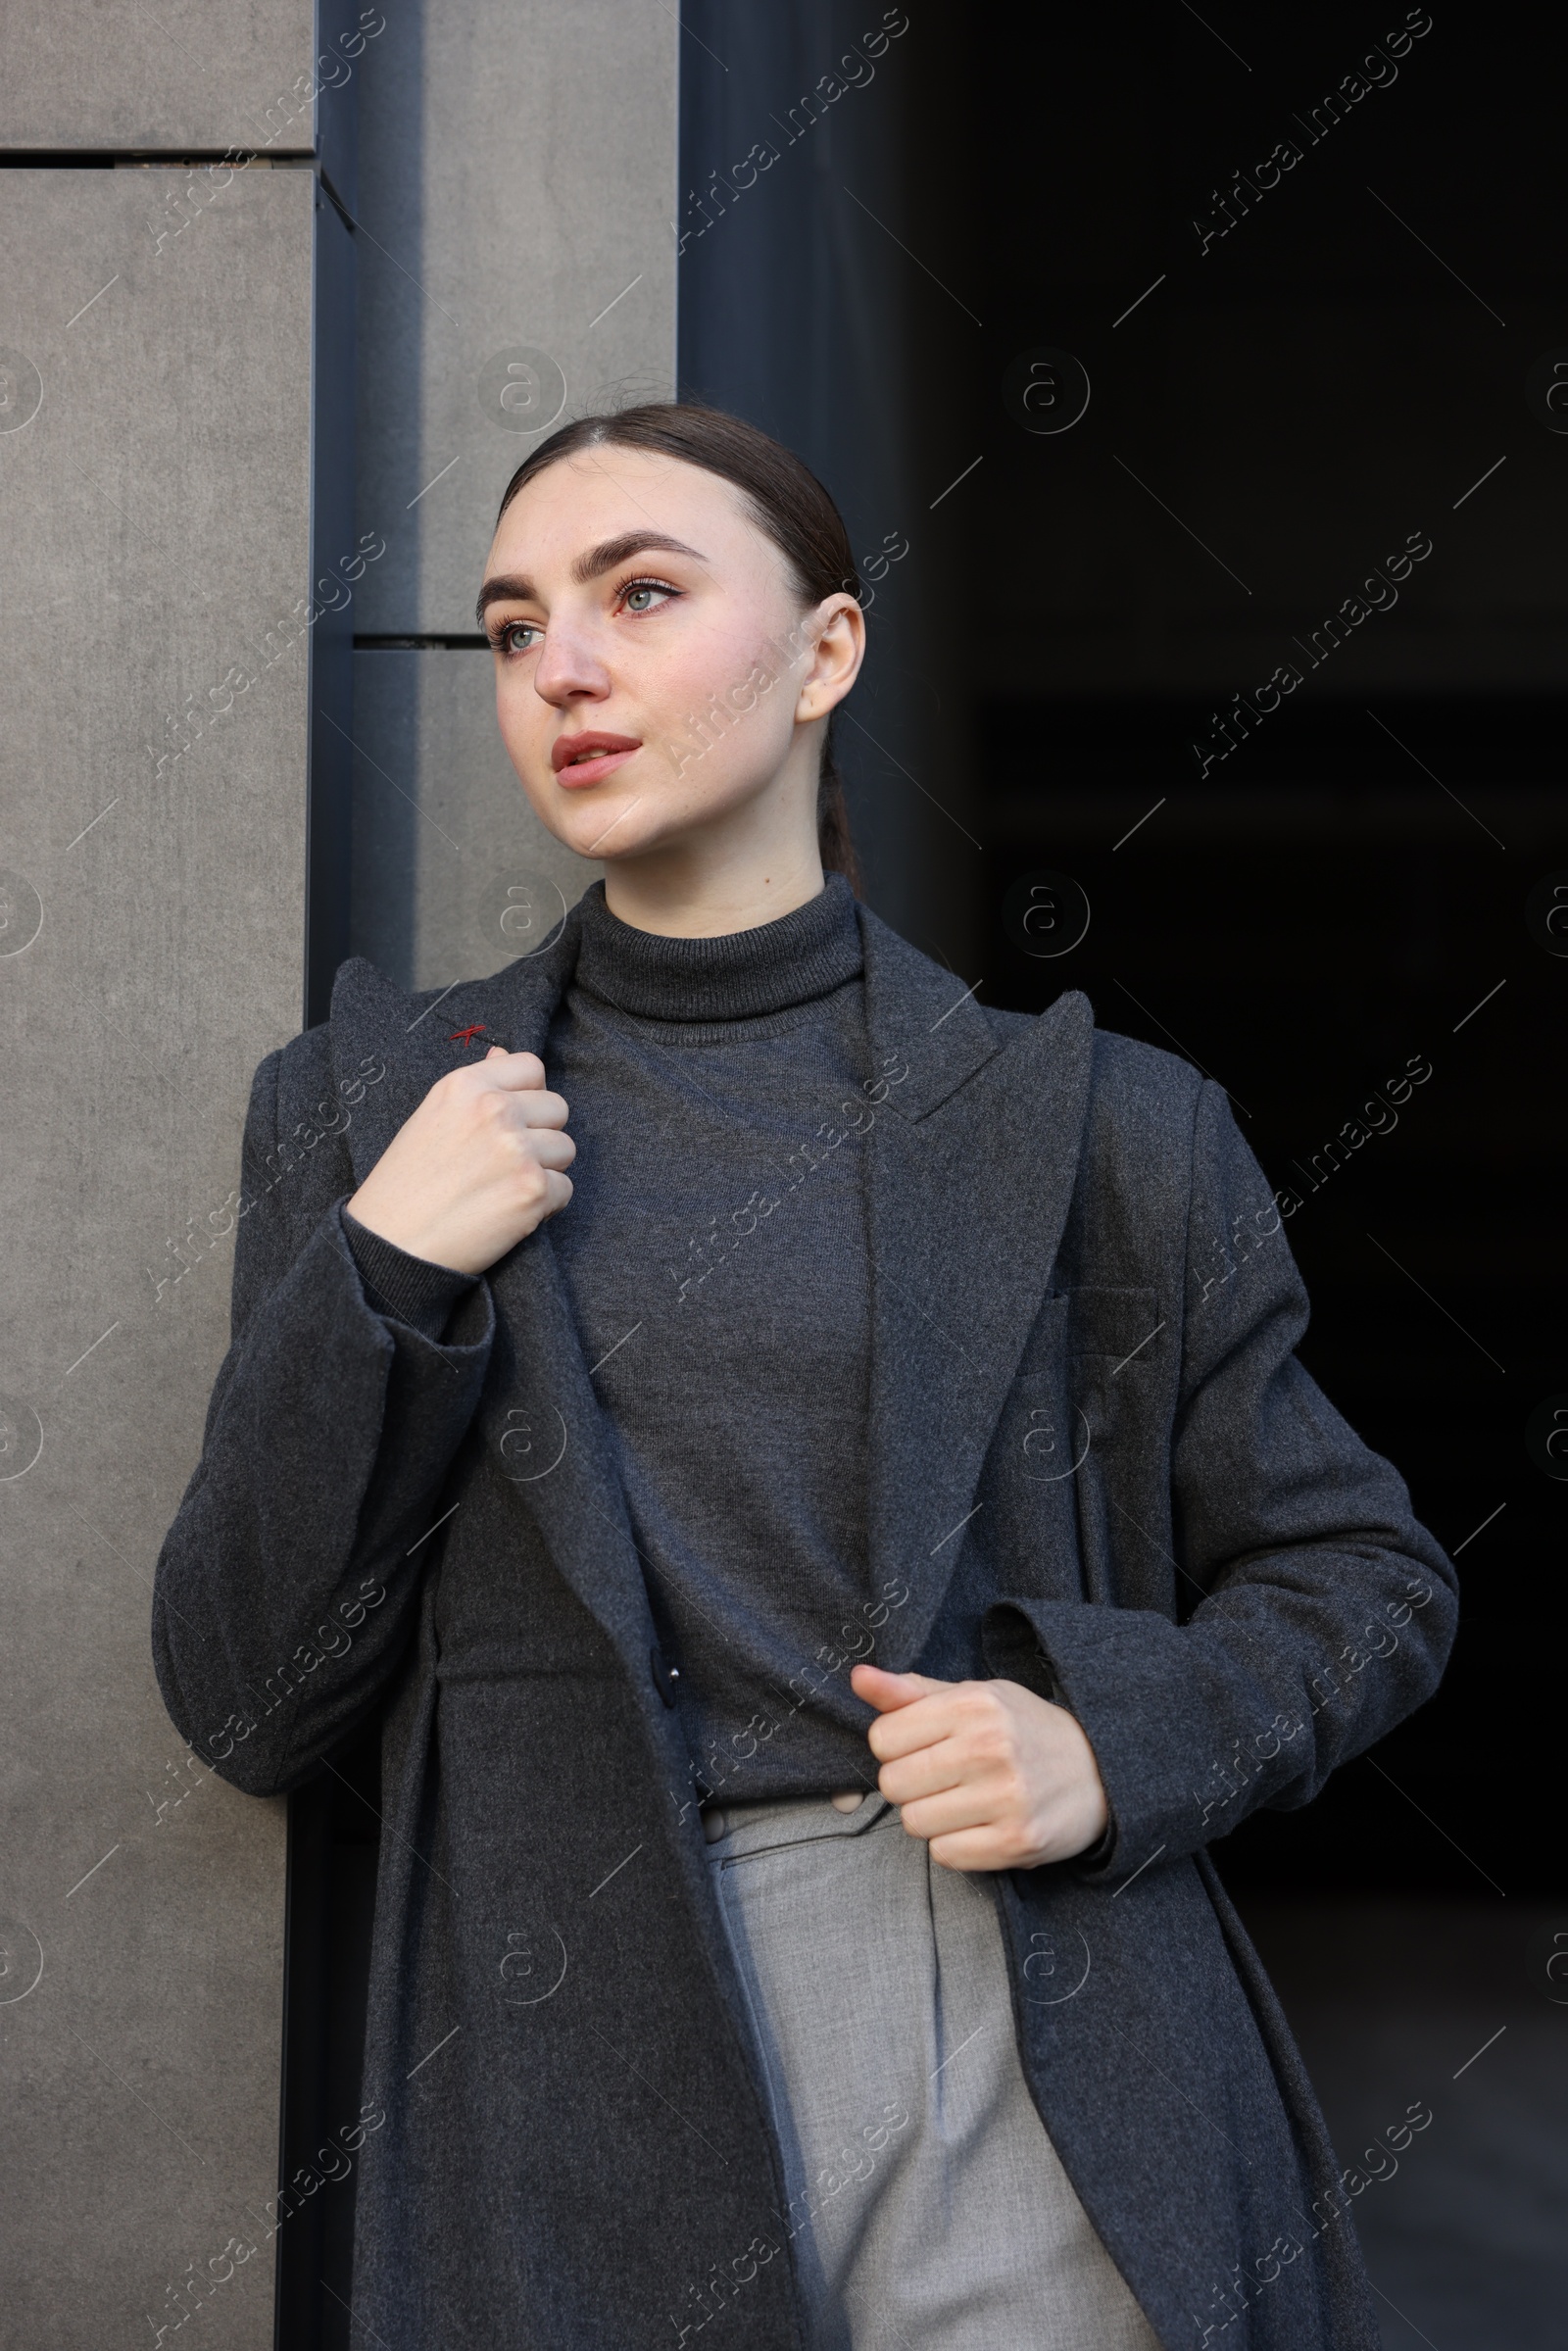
[{"x1": 344, "y1": 1047, "x2": 575, "y2": 1275}]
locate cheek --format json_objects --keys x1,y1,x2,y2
[
  {"x1": 662, "y1": 622, "x2": 799, "y2": 764},
  {"x1": 642, "y1": 619, "x2": 743, "y2": 725},
  {"x1": 494, "y1": 667, "x2": 541, "y2": 751}
]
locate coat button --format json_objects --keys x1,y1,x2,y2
[{"x1": 650, "y1": 1644, "x2": 681, "y2": 1708}]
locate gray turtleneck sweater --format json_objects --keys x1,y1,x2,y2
[{"x1": 345, "y1": 875, "x2": 886, "y2": 1805}]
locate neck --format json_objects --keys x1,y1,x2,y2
[{"x1": 600, "y1": 790, "x2": 825, "y2": 940}]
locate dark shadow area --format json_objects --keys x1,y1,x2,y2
[
  {"x1": 980, "y1": 690, "x2": 1563, "y2": 1901},
  {"x1": 1233, "y1": 1897, "x2": 1568, "y2": 2350},
  {"x1": 277, "y1": 1729, "x2": 381, "y2": 2351}
]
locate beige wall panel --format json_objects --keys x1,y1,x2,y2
[
  {"x1": 0, "y1": 166, "x2": 318, "y2": 2348},
  {"x1": 0, "y1": 0, "x2": 325, "y2": 153}
]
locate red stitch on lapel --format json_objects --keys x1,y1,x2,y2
[{"x1": 449, "y1": 1024, "x2": 488, "y2": 1047}]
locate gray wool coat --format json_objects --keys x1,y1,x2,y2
[{"x1": 152, "y1": 897, "x2": 1457, "y2": 2351}]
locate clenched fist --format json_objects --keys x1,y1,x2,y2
[
  {"x1": 851, "y1": 1662, "x2": 1110, "y2": 1871},
  {"x1": 344, "y1": 1047, "x2": 575, "y2": 1276}
]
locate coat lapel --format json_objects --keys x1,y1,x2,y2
[
  {"x1": 327, "y1": 925, "x2": 664, "y2": 1698},
  {"x1": 327, "y1": 923, "x2": 581, "y2": 1187},
  {"x1": 856, "y1": 908, "x2": 1095, "y2": 1669}
]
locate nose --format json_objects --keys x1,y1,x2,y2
[{"x1": 532, "y1": 613, "x2": 612, "y2": 709}]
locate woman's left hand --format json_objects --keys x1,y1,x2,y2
[{"x1": 850, "y1": 1663, "x2": 1110, "y2": 1871}]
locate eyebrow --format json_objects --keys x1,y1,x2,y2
[{"x1": 474, "y1": 531, "x2": 709, "y2": 625}]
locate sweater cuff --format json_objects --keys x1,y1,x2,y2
[{"x1": 339, "y1": 1204, "x2": 478, "y2": 1343}]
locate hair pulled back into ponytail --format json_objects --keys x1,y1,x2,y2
[{"x1": 494, "y1": 403, "x2": 862, "y2": 894}]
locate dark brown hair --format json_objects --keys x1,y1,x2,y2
[{"x1": 494, "y1": 403, "x2": 861, "y2": 890}]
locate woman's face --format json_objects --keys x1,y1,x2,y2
[{"x1": 478, "y1": 446, "x2": 862, "y2": 868}]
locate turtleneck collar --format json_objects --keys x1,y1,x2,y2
[{"x1": 570, "y1": 872, "x2": 862, "y2": 1024}]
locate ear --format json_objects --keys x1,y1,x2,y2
[{"x1": 794, "y1": 592, "x2": 866, "y2": 724}]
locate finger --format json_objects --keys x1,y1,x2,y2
[
  {"x1": 512, "y1": 1089, "x2": 571, "y2": 1129},
  {"x1": 893, "y1": 1781, "x2": 998, "y2": 1840},
  {"x1": 476, "y1": 1051, "x2": 548, "y2": 1091},
  {"x1": 850, "y1": 1663, "x2": 950, "y2": 1714},
  {"x1": 536, "y1": 1171, "x2": 574, "y2": 1220},
  {"x1": 875, "y1": 1741, "x2": 971, "y2": 1806},
  {"x1": 865, "y1": 1691, "x2": 969, "y2": 1763},
  {"x1": 925, "y1": 1830, "x2": 1010, "y2": 1874},
  {"x1": 527, "y1": 1130, "x2": 576, "y2": 1172}
]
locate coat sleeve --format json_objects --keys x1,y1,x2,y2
[
  {"x1": 150, "y1": 1037, "x2": 497, "y2": 1797},
  {"x1": 984, "y1": 1077, "x2": 1458, "y2": 1884}
]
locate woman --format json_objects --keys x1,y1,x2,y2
[{"x1": 153, "y1": 404, "x2": 1456, "y2": 2350}]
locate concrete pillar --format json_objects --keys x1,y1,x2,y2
[{"x1": 0, "y1": 135, "x2": 344, "y2": 2351}]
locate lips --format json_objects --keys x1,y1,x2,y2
[{"x1": 551, "y1": 730, "x2": 641, "y2": 786}]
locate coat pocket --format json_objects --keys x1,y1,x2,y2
[
  {"x1": 1063, "y1": 1286, "x2": 1163, "y2": 1458},
  {"x1": 1064, "y1": 1284, "x2": 1162, "y2": 1366},
  {"x1": 1005, "y1": 1287, "x2": 1163, "y2": 1473}
]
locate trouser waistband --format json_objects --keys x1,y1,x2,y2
[{"x1": 700, "y1": 1789, "x2": 893, "y2": 1856}]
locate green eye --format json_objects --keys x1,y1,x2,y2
[
  {"x1": 619, "y1": 577, "x2": 678, "y2": 615},
  {"x1": 502, "y1": 622, "x2": 541, "y2": 653}
]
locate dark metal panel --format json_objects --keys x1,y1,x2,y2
[{"x1": 306, "y1": 182, "x2": 359, "y2": 1029}]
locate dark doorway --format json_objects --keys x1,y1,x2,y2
[{"x1": 680, "y1": 4, "x2": 1568, "y2": 2340}]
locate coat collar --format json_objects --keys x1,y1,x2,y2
[{"x1": 327, "y1": 899, "x2": 1094, "y2": 1687}]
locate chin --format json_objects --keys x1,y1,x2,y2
[{"x1": 550, "y1": 794, "x2": 672, "y2": 864}]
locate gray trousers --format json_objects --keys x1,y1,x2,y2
[{"x1": 702, "y1": 1792, "x2": 1161, "y2": 2351}]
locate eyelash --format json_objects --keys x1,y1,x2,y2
[{"x1": 487, "y1": 573, "x2": 682, "y2": 657}]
